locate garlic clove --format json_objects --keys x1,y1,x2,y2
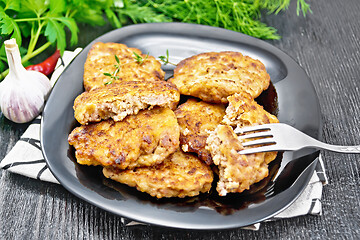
[
  {"x1": 0, "y1": 84, "x2": 45, "y2": 123},
  {"x1": 26, "y1": 70, "x2": 52, "y2": 99},
  {"x1": 0, "y1": 38, "x2": 52, "y2": 123}
]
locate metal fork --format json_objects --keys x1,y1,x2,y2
[{"x1": 235, "y1": 123, "x2": 360, "y2": 155}]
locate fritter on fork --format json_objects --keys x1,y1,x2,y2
[
  {"x1": 206, "y1": 124, "x2": 269, "y2": 196},
  {"x1": 73, "y1": 80, "x2": 180, "y2": 125},
  {"x1": 83, "y1": 42, "x2": 165, "y2": 91},
  {"x1": 68, "y1": 107, "x2": 180, "y2": 170},
  {"x1": 223, "y1": 92, "x2": 279, "y2": 164},
  {"x1": 206, "y1": 92, "x2": 279, "y2": 196},
  {"x1": 103, "y1": 149, "x2": 214, "y2": 198},
  {"x1": 174, "y1": 98, "x2": 226, "y2": 165},
  {"x1": 169, "y1": 51, "x2": 270, "y2": 103}
]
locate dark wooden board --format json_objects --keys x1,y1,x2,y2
[{"x1": 1, "y1": 0, "x2": 359, "y2": 239}]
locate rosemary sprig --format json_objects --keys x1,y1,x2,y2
[
  {"x1": 133, "y1": 51, "x2": 149, "y2": 65},
  {"x1": 158, "y1": 50, "x2": 177, "y2": 66},
  {"x1": 103, "y1": 55, "x2": 121, "y2": 85}
]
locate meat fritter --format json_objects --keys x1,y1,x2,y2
[
  {"x1": 168, "y1": 51, "x2": 270, "y2": 104},
  {"x1": 68, "y1": 107, "x2": 180, "y2": 170},
  {"x1": 206, "y1": 124, "x2": 269, "y2": 196},
  {"x1": 83, "y1": 42, "x2": 165, "y2": 91},
  {"x1": 102, "y1": 149, "x2": 214, "y2": 198},
  {"x1": 174, "y1": 98, "x2": 226, "y2": 165},
  {"x1": 222, "y1": 92, "x2": 279, "y2": 164},
  {"x1": 223, "y1": 92, "x2": 279, "y2": 128},
  {"x1": 73, "y1": 80, "x2": 180, "y2": 125}
]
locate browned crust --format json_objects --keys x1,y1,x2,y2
[
  {"x1": 102, "y1": 149, "x2": 214, "y2": 198},
  {"x1": 206, "y1": 124, "x2": 269, "y2": 196},
  {"x1": 223, "y1": 92, "x2": 279, "y2": 164},
  {"x1": 83, "y1": 42, "x2": 165, "y2": 91},
  {"x1": 68, "y1": 107, "x2": 180, "y2": 170},
  {"x1": 73, "y1": 80, "x2": 180, "y2": 125},
  {"x1": 169, "y1": 51, "x2": 270, "y2": 103},
  {"x1": 174, "y1": 98, "x2": 226, "y2": 165}
]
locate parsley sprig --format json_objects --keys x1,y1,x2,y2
[
  {"x1": 103, "y1": 55, "x2": 121, "y2": 85},
  {"x1": 0, "y1": 0, "x2": 81, "y2": 79},
  {"x1": 0, "y1": 0, "x2": 123, "y2": 80}
]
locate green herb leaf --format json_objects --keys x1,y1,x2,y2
[
  {"x1": 133, "y1": 51, "x2": 149, "y2": 65},
  {"x1": 72, "y1": 7, "x2": 106, "y2": 26},
  {"x1": 21, "y1": 0, "x2": 48, "y2": 16},
  {"x1": 115, "y1": 1, "x2": 169, "y2": 25},
  {"x1": 103, "y1": 55, "x2": 122, "y2": 84},
  {"x1": 17, "y1": 21, "x2": 31, "y2": 38},
  {"x1": 158, "y1": 50, "x2": 177, "y2": 66},
  {"x1": 44, "y1": 18, "x2": 66, "y2": 52},
  {"x1": 113, "y1": 68, "x2": 120, "y2": 76},
  {"x1": 49, "y1": 0, "x2": 66, "y2": 14},
  {"x1": 132, "y1": 51, "x2": 142, "y2": 62},
  {"x1": 0, "y1": 60, "x2": 5, "y2": 72},
  {"x1": 0, "y1": 8, "x2": 6, "y2": 19},
  {"x1": 0, "y1": 15, "x2": 22, "y2": 46},
  {"x1": 0, "y1": 44, "x2": 5, "y2": 59},
  {"x1": 115, "y1": 55, "x2": 120, "y2": 64},
  {"x1": 297, "y1": 0, "x2": 312, "y2": 16},
  {"x1": 53, "y1": 16, "x2": 79, "y2": 45},
  {"x1": 105, "y1": 8, "x2": 122, "y2": 28},
  {"x1": 2, "y1": 0, "x2": 21, "y2": 11},
  {"x1": 0, "y1": 14, "x2": 15, "y2": 34}
]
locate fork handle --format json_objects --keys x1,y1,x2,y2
[{"x1": 309, "y1": 140, "x2": 360, "y2": 153}]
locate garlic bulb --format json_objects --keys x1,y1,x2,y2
[{"x1": 0, "y1": 38, "x2": 52, "y2": 123}]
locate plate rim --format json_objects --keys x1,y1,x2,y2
[{"x1": 41, "y1": 22, "x2": 322, "y2": 230}]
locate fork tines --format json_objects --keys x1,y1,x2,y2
[
  {"x1": 234, "y1": 125, "x2": 272, "y2": 134},
  {"x1": 234, "y1": 124, "x2": 277, "y2": 154}
]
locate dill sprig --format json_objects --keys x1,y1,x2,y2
[
  {"x1": 103, "y1": 55, "x2": 121, "y2": 85},
  {"x1": 116, "y1": 0, "x2": 311, "y2": 40},
  {"x1": 257, "y1": 0, "x2": 311, "y2": 16},
  {"x1": 146, "y1": 0, "x2": 279, "y2": 39}
]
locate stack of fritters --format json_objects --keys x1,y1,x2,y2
[
  {"x1": 170, "y1": 52, "x2": 278, "y2": 196},
  {"x1": 69, "y1": 44, "x2": 279, "y2": 198},
  {"x1": 69, "y1": 42, "x2": 213, "y2": 198}
]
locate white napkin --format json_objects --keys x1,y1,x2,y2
[{"x1": 0, "y1": 49, "x2": 328, "y2": 230}]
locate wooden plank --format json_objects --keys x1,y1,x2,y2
[{"x1": 0, "y1": 0, "x2": 359, "y2": 239}]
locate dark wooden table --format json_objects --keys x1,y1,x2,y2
[{"x1": 1, "y1": 0, "x2": 359, "y2": 239}]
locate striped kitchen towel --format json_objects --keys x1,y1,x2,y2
[{"x1": 0, "y1": 116, "x2": 59, "y2": 183}]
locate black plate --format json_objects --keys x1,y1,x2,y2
[{"x1": 41, "y1": 23, "x2": 322, "y2": 230}]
